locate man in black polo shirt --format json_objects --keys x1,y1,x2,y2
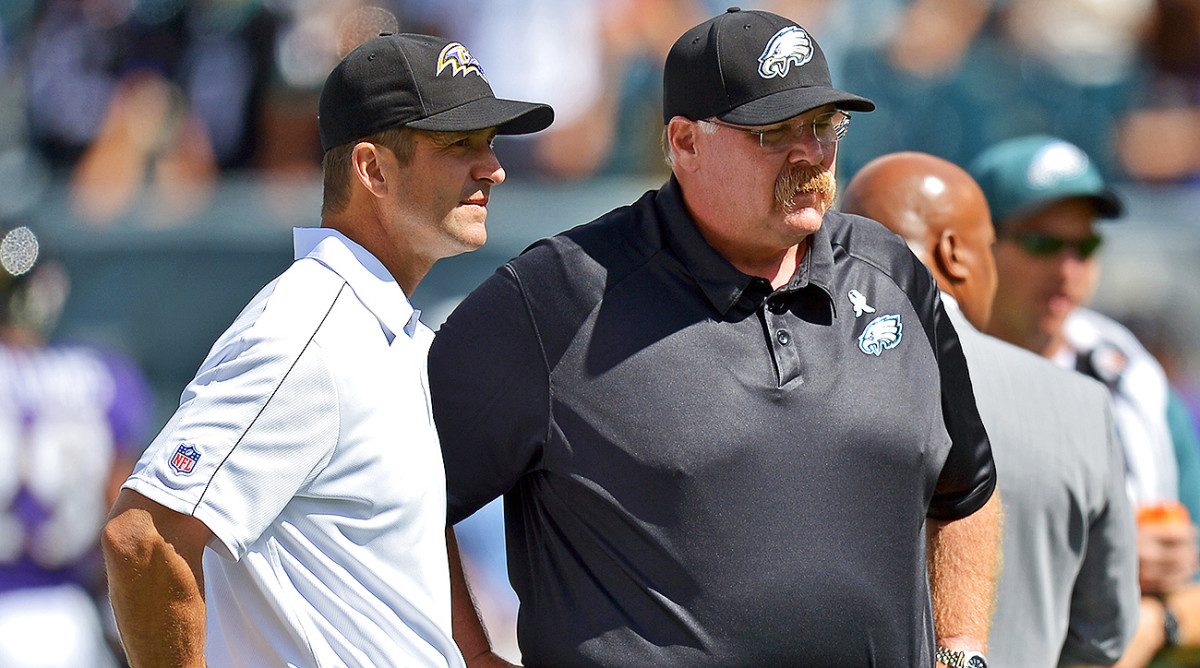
[{"x1": 430, "y1": 9, "x2": 1000, "y2": 668}]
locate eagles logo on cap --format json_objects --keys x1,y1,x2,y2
[
  {"x1": 1026, "y1": 141, "x2": 1091, "y2": 190},
  {"x1": 437, "y1": 43, "x2": 487, "y2": 82},
  {"x1": 662, "y1": 8, "x2": 874, "y2": 126},
  {"x1": 968, "y1": 134, "x2": 1123, "y2": 224},
  {"x1": 758, "y1": 26, "x2": 814, "y2": 79}
]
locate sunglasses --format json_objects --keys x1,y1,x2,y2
[{"x1": 1007, "y1": 232, "x2": 1104, "y2": 259}]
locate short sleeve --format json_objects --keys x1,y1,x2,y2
[
  {"x1": 927, "y1": 295, "x2": 997, "y2": 520},
  {"x1": 429, "y1": 265, "x2": 551, "y2": 525},
  {"x1": 124, "y1": 329, "x2": 339, "y2": 561},
  {"x1": 1060, "y1": 395, "x2": 1140, "y2": 664}
]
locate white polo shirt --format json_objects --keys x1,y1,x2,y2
[{"x1": 124, "y1": 227, "x2": 465, "y2": 668}]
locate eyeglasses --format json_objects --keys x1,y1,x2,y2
[
  {"x1": 703, "y1": 111, "x2": 851, "y2": 151},
  {"x1": 1007, "y1": 232, "x2": 1104, "y2": 259}
]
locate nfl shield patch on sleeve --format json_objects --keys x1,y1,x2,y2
[{"x1": 170, "y1": 443, "x2": 201, "y2": 475}]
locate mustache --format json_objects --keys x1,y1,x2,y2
[{"x1": 775, "y1": 164, "x2": 837, "y2": 210}]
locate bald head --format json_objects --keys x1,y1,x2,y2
[{"x1": 842, "y1": 151, "x2": 998, "y2": 330}]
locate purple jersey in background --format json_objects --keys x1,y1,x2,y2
[{"x1": 0, "y1": 344, "x2": 152, "y2": 592}]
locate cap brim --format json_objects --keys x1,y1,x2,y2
[
  {"x1": 718, "y1": 86, "x2": 875, "y2": 126},
  {"x1": 1001, "y1": 189, "x2": 1125, "y2": 226},
  {"x1": 1089, "y1": 190, "x2": 1123, "y2": 219},
  {"x1": 405, "y1": 97, "x2": 554, "y2": 135}
]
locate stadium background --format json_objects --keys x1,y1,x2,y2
[
  {"x1": 2, "y1": 0, "x2": 1196, "y2": 427},
  {"x1": 3, "y1": 0, "x2": 1200, "y2": 662}
]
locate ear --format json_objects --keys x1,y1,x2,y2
[
  {"x1": 666, "y1": 117, "x2": 700, "y2": 171},
  {"x1": 350, "y1": 141, "x2": 389, "y2": 199},
  {"x1": 933, "y1": 229, "x2": 970, "y2": 283}
]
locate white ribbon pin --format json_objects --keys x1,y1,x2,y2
[{"x1": 848, "y1": 290, "x2": 876, "y2": 318}]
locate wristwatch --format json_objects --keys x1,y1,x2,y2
[
  {"x1": 936, "y1": 646, "x2": 988, "y2": 668},
  {"x1": 1163, "y1": 602, "x2": 1181, "y2": 647}
]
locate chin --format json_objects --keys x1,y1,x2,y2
[
  {"x1": 1037, "y1": 314, "x2": 1069, "y2": 340},
  {"x1": 783, "y1": 208, "x2": 825, "y2": 235},
  {"x1": 459, "y1": 227, "x2": 488, "y2": 251}
]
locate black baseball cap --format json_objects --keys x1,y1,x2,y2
[
  {"x1": 319, "y1": 33, "x2": 554, "y2": 152},
  {"x1": 663, "y1": 7, "x2": 874, "y2": 126}
]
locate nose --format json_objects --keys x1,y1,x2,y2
[
  {"x1": 476, "y1": 146, "x2": 506, "y2": 185},
  {"x1": 1055, "y1": 249, "x2": 1092, "y2": 282},
  {"x1": 786, "y1": 128, "x2": 826, "y2": 165}
]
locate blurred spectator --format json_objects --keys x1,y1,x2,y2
[
  {"x1": 0, "y1": 224, "x2": 154, "y2": 667},
  {"x1": 26, "y1": 0, "x2": 280, "y2": 171},
  {"x1": 1120, "y1": 308, "x2": 1200, "y2": 452},
  {"x1": 0, "y1": 2, "x2": 51, "y2": 223},
  {"x1": 1117, "y1": 0, "x2": 1200, "y2": 183},
  {"x1": 409, "y1": 0, "x2": 701, "y2": 179},
  {"x1": 842, "y1": 149, "x2": 1139, "y2": 668},
  {"x1": 971, "y1": 135, "x2": 1200, "y2": 668},
  {"x1": 836, "y1": 0, "x2": 1149, "y2": 182},
  {"x1": 23, "y1": 0, "x2": 282, "y2": 224}
]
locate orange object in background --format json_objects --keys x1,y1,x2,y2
[{"x1": 1137, "y1": 501, "x2": 1192, "y2": 525}]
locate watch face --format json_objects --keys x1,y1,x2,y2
[{"x1": 967, "y1": 656, "x2": 987, "y2": 668}]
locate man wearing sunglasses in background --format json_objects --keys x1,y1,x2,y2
[{"x1": 971, "y1": 135, "x2": 1200, "y2": 667}]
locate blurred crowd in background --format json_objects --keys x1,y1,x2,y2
[
  {"x1": 2, "y1": 0, "x2": 1200, "y2": 222},
  {"x1": 2, "y1": 0, "x2": 1200, "y2": 664},
  {"x1": 1, "y1": 0, "x2": 1192, "y2": 392}
]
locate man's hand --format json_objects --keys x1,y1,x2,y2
[
  {"x1": 1138, "y1": 521, "x2": 1200, "y2": 595},
  {"x1": 1165, "y1": 582, "x2": 1200, "y2": 647}
]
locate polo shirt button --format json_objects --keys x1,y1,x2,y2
[{"x1": 777, "y1": 330, "x2": 791, "y2": 345}]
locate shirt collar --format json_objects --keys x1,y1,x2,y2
[
  {"x1": 939, "y1": 292, "x2": 978, "y2": 337},
  {"x1": 293, "y1": 227, "x2": 419, "y2": 343},
  {"x1": 787, "y1": 214, "x2": 837, "y2": 311},
  {"x1": 655, "y1": 176, "x2": 836, "y2": 316},
  {"x1": 940, "y1": 291, "x2": 960, "y2": 314}
]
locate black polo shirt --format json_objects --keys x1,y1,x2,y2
[{"x1": 429, "y1": 177, "x2": 995, "y2": 668}]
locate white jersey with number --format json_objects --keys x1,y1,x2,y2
[{"x1": 124, "y1": 228, "x2": 464, "y2": 668}]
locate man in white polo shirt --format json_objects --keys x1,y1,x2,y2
[{"x1": 100, "y1": 33, "x2": 552, "y2": 668}]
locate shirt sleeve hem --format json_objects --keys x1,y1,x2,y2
[{"x1": 121, "y1": 477, "x2": 246, "y2": 561}]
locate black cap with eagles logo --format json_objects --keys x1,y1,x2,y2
[{"x1": 662, "y1": 7, "x2": 875, "y2": 126}]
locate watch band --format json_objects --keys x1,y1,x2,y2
[
  {"x1": 936, "y1": 646, "x2": 988, "y2": 668},
  {"x1": 1163, "y1": 601, "x2": 1181, "y2": 647}
]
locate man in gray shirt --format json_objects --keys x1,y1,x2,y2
[{"x1": 842, "y1": 151, "x2": 1139, "y2": 666}]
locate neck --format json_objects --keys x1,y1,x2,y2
[
  {"x1": 725, "y1": 243, "x2": 805, "y2": 289},
  {"x1": 702, "y1": 233, "x2": 808, "y2": 289},
  {"x1": 321, "y1": 215, "x2": 429, "y2": 297},
  {"x1": 390, "y1": 260, "x2": 431, "y2": 297},
  {"x1": 1037, "y1": 332, "x2": 1072, "y2": 361}
]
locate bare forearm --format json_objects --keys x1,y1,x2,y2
[
  {"x1": 102, "y1": 490, "x2": 210, "y2": 668},
  {"x1": 447, "y1": 527, "x2": 520, "y2": 668},
  {"x1": 927, "y1": 490, "x2": 1002, "y2": 654}
]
